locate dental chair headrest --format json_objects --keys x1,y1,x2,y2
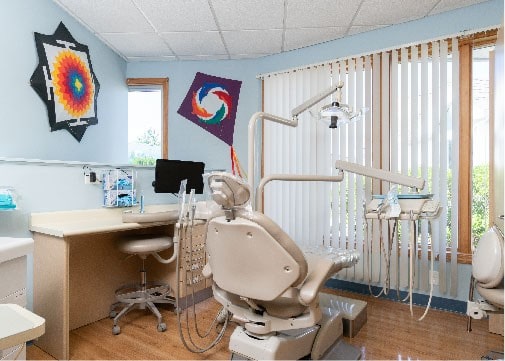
[{"x1": 207, "y1": 172, "x2": 251, "y2": 209}]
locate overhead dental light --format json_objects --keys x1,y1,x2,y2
[
  {"x1": 318, "y1": 81, "x2": 362, "y2": 128},
  {"x1": 247, "y1": 81, "x2": 362, "y2": 205}
]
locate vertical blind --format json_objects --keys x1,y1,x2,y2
[{"x1": 262, "y1": 38, "x2": 460, "y2": 296}]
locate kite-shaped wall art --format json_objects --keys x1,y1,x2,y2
[
  {"x1": 30, "y1": 22, "x2": 100, "y2": 142},
  {"x1": 178, "y1": 72, "x2": 241, "y2": 147}
]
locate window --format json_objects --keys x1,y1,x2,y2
[
  {"x1": 127, "y1": 78, "x2": 168, "y2": 165},
  {"x1": 471, "y1": 46, "x2": 493, "y2": 246},
  {"x1": 261, "y1": 30, "x2": 499, "y2": 303},
  {"x1": 458, "y1": 31, "x2": 497, "y2": 261}
]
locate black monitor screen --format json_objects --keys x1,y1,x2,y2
[{"x1": 153, "y1": 159, "x2": 205, "y2": 194}]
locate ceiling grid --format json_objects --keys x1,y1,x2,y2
[{"x1": 52, "y1": 0, "x2": 489, "y2": 61}]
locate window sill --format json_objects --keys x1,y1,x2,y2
[{"x1": 416, "y1": 249, "x2": 472, "y2": 264}]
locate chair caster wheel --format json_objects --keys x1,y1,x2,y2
[
  {"x1": 112, "y1": 325, "x2": 121, "y2": 335},
  {"x1": 174, "y1": 307, "x2": 182, "y2": 315},
  {"x1": 109, "y1": 310, "x2": 118, "y2": 318},
  {"x1": 157, "y1": 323, "x2": 167, "y2": 332}
]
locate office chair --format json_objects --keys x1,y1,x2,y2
[
  {"x1": 203, "y1": 172, "x2": 361, "y2": 360},
  {"x1": 110, "y1": 234, "x2": 174, "y2": 335}
]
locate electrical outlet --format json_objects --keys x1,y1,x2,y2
[
  {"x1": 84, "y1": 170, "x2": 101, "y2": 184},
  {"x1": 430, "y1": 270, "x2": 439, "y2": 285}
]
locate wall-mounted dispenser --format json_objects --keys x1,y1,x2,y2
[
  {"x1": 103, "y1": 169, "x2": 136, "y2": 207},
  {"x1": 0, "y1": 187, "x2": 17, "y2": 211}
]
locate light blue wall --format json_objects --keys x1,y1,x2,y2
[
  {"x1": 0, "y1": 0, "x2": 128, "y2": 163},
  {"x1": 127, "y1": 59, "x2": 259, "y2": 172}
]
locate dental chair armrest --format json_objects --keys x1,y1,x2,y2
[
  {"x1": 298, "y1": 257, "x2": 335, "y2": 306},
  {"x1": 202, "y1": 263, "x2": 212, "y2": 278}
]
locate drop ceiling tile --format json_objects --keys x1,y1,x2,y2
[
  {"x1": 284, "y1": 27, "x2": 347, "y2": 51},
  {"x1": 285, "y1": 0, "x2": 360, "y2": 28},
  {"x1": 222, "y1": 29, "x2": 283, "y2": 55},
  {"x1": 211, "y1": 0, "x2": 284, "y2": 30},
  {"x1": 134, "y1": 0, "x2": 217, "y2": 32},
  {"x1": 101, "y1": 33, "x2": 174, "y2": 57},
  {"x1": 429, "y1": 0, "x2": 488, "y2": 15},
  {"x1": 161, "y1": 32, "x2": 227, "y2": 56},
  {"x1": 354, "y1": 0, "x2": 438, "y2": 26},
  {"x1": 55, "y1": 0, "x2": 153, "y2": 33}
]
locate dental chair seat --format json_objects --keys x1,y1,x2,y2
[
  {"x1": 467, "y1": 225, "x2": 504, "y2": 330},
  {"x1": 475, "y1": 285, "x2": 504, "y2": 308},
  {"x1": 472, "y1": 226, "x2": 504, "y2": 308}
]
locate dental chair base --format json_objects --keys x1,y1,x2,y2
[{"x1": 228, "y1": 295, "x2": 361, "y2": 360}]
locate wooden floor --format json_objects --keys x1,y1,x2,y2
[{"x1": 27, "y1": 288, "x2": 504, "y2": 360}]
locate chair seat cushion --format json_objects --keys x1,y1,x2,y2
[
  {"x1": 476, "y1": 284, "x2": 504, "y2": 308},
  {"x1": 116, "y1": 235, "x2": 173, "y2": 255}
]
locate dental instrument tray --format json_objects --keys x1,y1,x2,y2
[{"x1": 366, "y1": 193, "x2": 440, "y2": 219}]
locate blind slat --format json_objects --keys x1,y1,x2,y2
[{"x1": 450, "y1": 37, "x2": 460, "y2": 296}]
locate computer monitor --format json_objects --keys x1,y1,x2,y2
[{"x1": 153, "y1": 159, "x2": 205, "y2": 194}]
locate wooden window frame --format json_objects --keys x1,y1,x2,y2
[
  {"x1": 458, "y1": 30, "x2": 497, "y2": 263},
  {"x1": 126, "y1": 77, "x2": 169, "y2": 159}
]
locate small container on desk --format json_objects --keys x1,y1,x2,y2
[{"x1": 102, "y1": 169, "x2": 137, "y2": 208}]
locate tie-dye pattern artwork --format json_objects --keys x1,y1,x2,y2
[
  {"x1": 178, "y1": 72, "x2": 242, "y2": 146},
  {"x1": 30, "y1": 22, "x2": 100, "y2": 142}
]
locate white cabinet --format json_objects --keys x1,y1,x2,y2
[{"x1": 0, "y1": 238, "x2": 34, "y2": 361}]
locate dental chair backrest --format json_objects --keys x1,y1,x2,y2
[
  {"x1": 206, "y1": 172, "x2": 308, "y2": 301},
  {"x1": 472, "y1": 225, "x2": 504, "y2": 308}
]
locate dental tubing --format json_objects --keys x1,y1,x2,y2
[{"x1": 174, "y1": 181, "x2": 229, "y2": 353}]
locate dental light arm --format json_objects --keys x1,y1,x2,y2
[
  {"x1": 291, "y1": 83, "x2": 343, "y2": 117},
  {"x1": 334, "y1": 160, "x2": 425, "y2": 191},
  {"x1": 248, "y1": 112, "x2": 298, "y2": 198},
  {"x1": 255, "y1": 172, "x2": 344, "y2": 212},
  {"x1": 248, "y1": 83, "x2": 345, "y2": 202}
]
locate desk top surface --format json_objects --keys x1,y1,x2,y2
[
  {"x1": 0, "y1": 304, "x2": 45, "y2": 350},
  {"x1": 29, "y1": 204, "x2": 179, "y2": 238}
]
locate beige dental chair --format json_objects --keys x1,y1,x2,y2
[
  {"x1": 467, "y1": 225, "x2": 504, "y2": 334},
  {"x1": 203, "y1": 172, "x2": 361, "y2": 360}
]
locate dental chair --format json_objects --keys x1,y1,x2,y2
[
  {"x1": 203, "y1": 172, "x2": 361, "y2": 360},
  {"x1": 467, "y1": 225, "x2": 504, "y2": 333}
]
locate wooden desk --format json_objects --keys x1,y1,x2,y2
[{"x1": 30, "y1": 206, "x2": 210, "y2": 360}]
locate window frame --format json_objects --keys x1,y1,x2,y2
[
  {"x1": 126, "y1": 77, "x2": 169, "y2": 160},
  {"x1": 458, "y1": 30, "x2": 497, "y2": 263}
]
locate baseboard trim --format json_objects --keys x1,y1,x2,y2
[{"x1": 325, "y1": 278, "x2": 467, "y2": 314}]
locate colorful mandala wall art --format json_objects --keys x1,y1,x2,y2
[
  {"x1": 178, "y1": 72, "x2": 242, "y2": 146},
  {"x1": 30, "y1": 22, "x2": 100, "y2": 142}
]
